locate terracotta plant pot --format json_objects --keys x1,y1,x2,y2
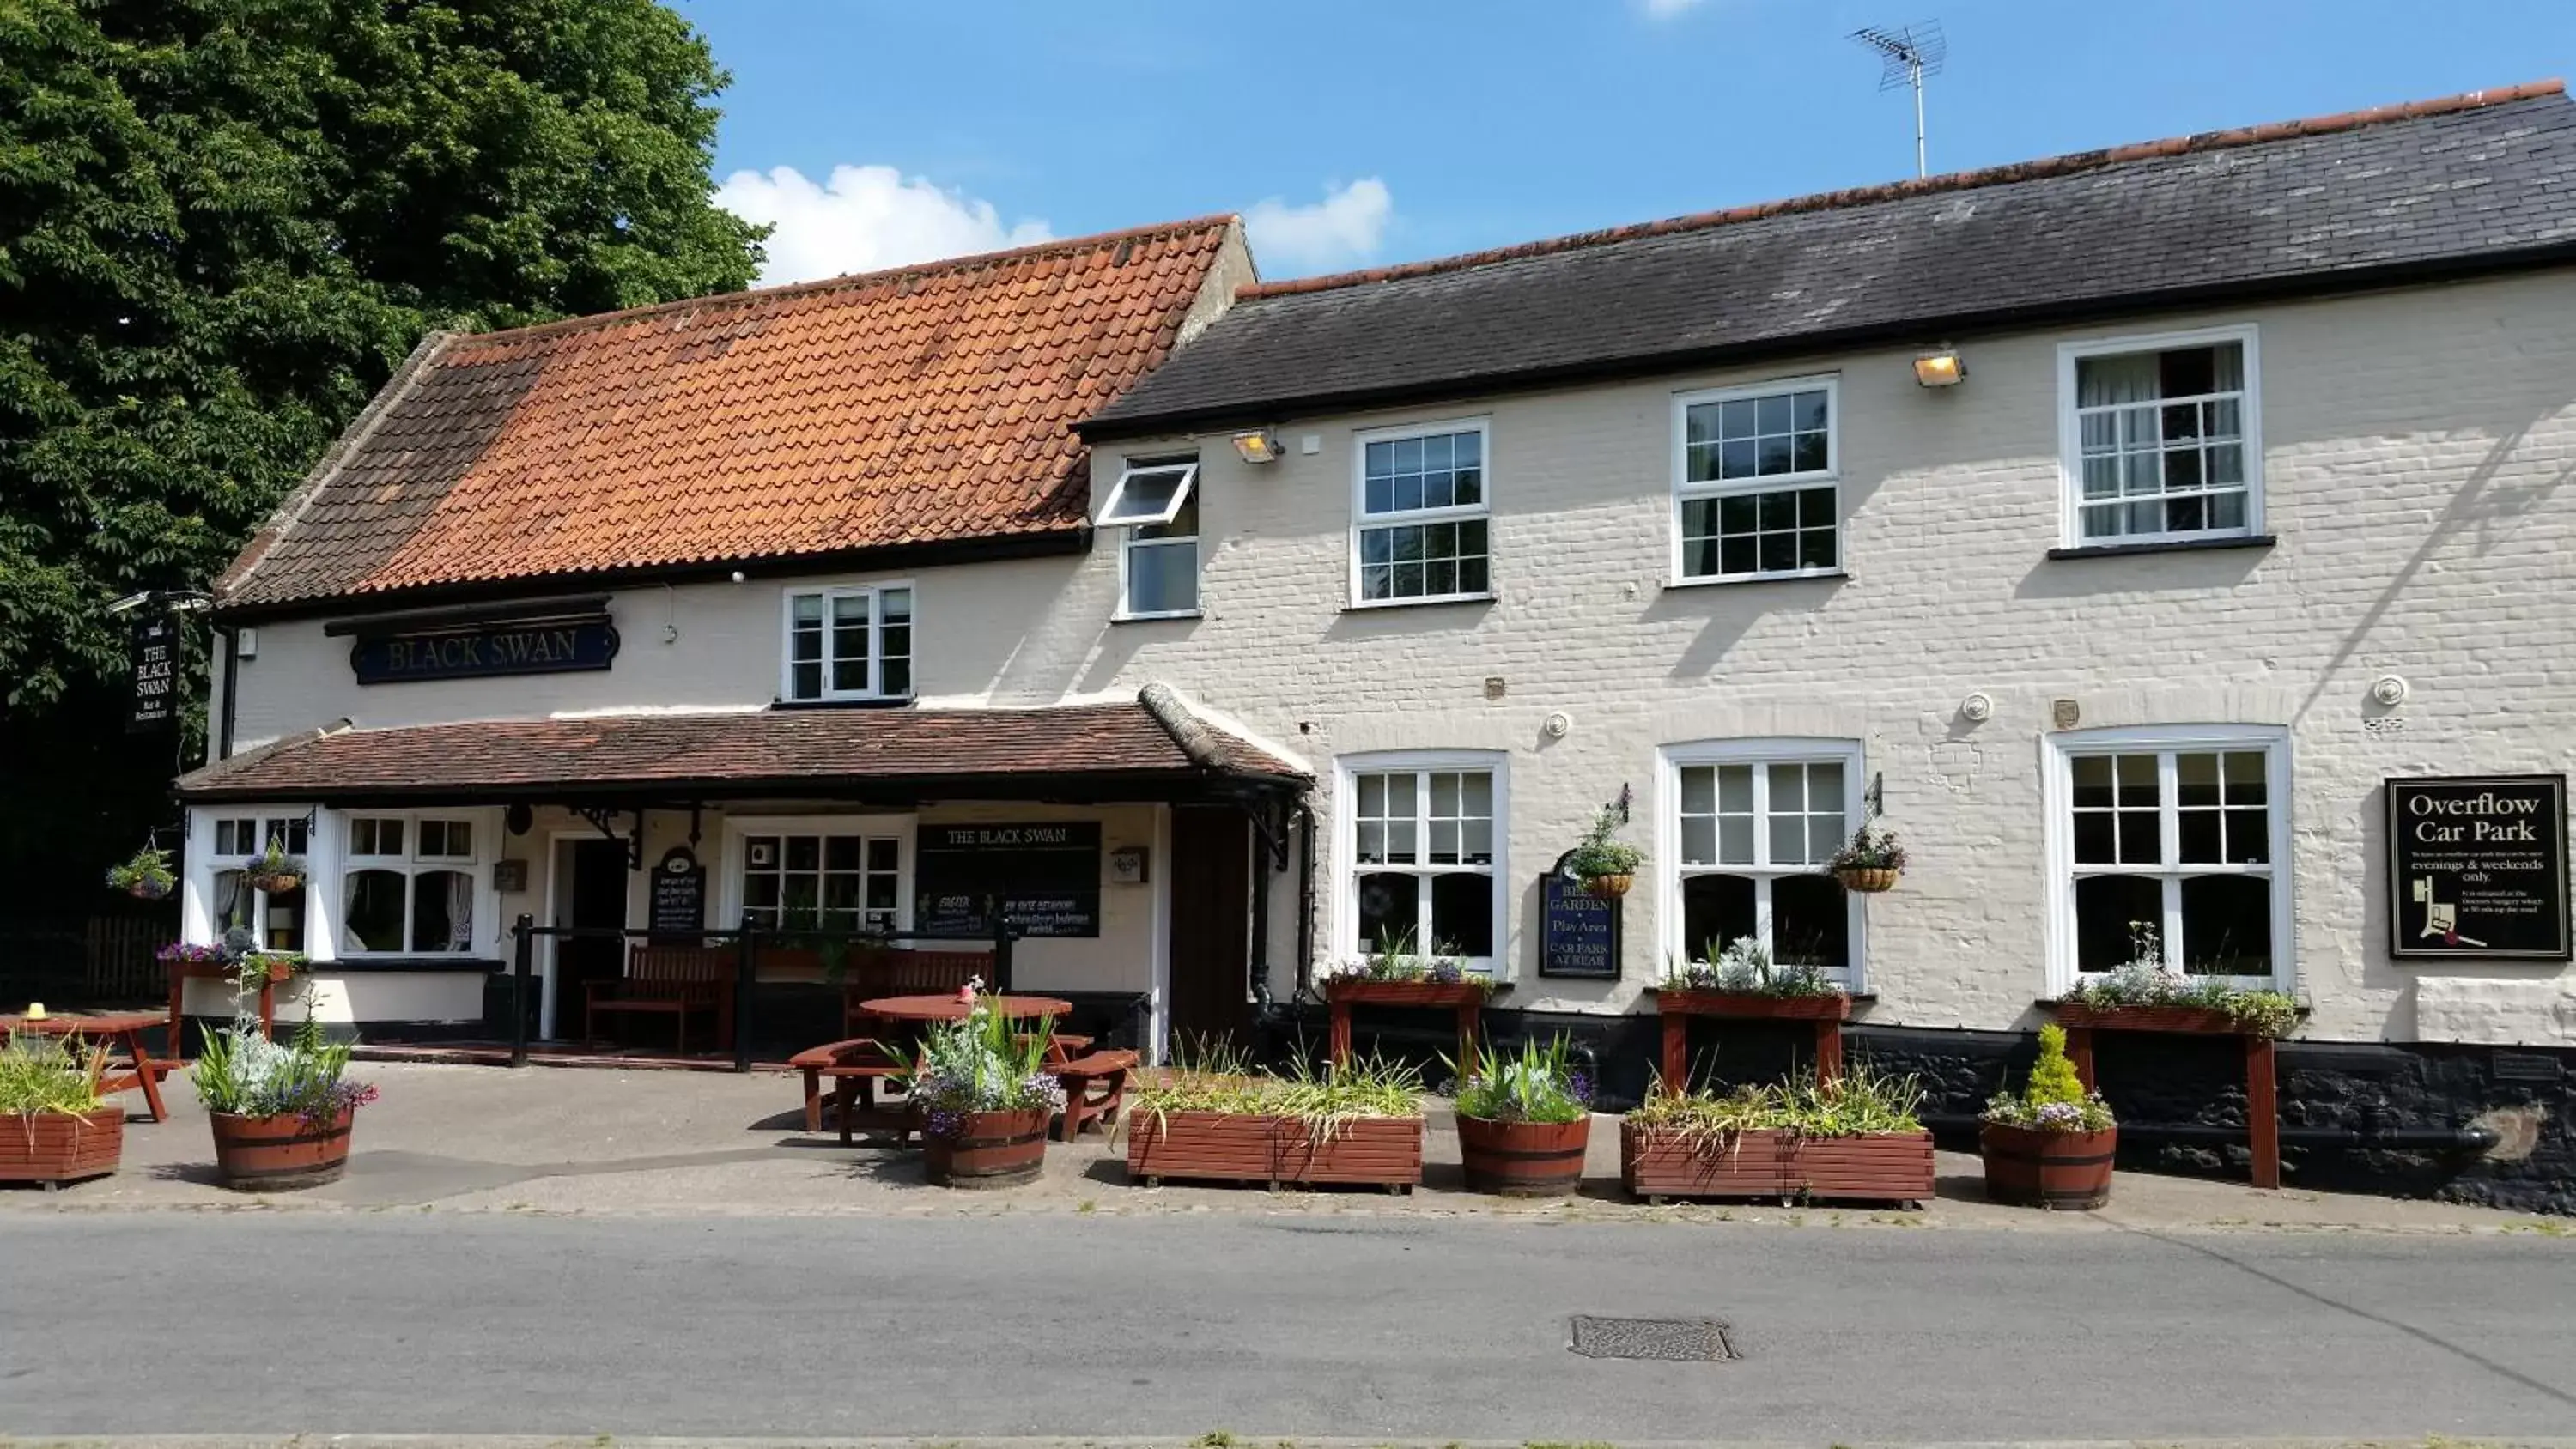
[
  {"x1": 1, "y1": 1106, "x2": 124, "y2": 1187},
  {"x1": 1834, "y1": 866, "x2": 1900, "y2": 894},
  {"x1": 1456, "y1": 1113, "x2": 1590, "y2": 1197},
  {"x1": 922, "y1": 1106, "x2": 1048, "y2": 1189},
  {"x1": 1980, "y1": 1121, "x2": 2117, "y2": 1210},
  {"x1": 210, "y1": 1106, "x2": 355, "y2": 1191},
  {"x1": 1583, "y1": 873, "x2": 1633, "y2": 900},
  {"x1": 1127, "y1": 1110, "x2": 1423, "y2": 1192}
]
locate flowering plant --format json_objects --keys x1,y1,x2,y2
[
  {"x1": 156, "y1": 942, "x2": 229, "y2": 966},
  {"x1": 1664, "y1": 937, "x2": 1842, "y2": 997},
  {"x1": 1333, "y1": 930, "x2": 1491, "y2": 991},
  {"x1": 190, "y1": 961, "x2": 371, "y2": 1124},
  {"x1": 106, "y1": 846, "x2": 176, "y2": 900},
  {"x1": 902, "y1": 999, "x2": 1066, "y2": 1141},
  {"x1": 1446, "y1": 1034, "x2": 1589, "y2": 1125},
  {"x1": 1982, "y1": 1024, "x2": 2114, "y2": 1133},
  {"x1": 1560, "y1": 805, "x2": 1644, "y2": 880},
  {"x1": 2063, "y1": 923, "x2": 2300, "y2": 1039},
  {"x1": 1826, "y1": 823, "x2": 1908, "y2": 874}
]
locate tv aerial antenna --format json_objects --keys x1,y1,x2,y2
[{"x1": 1852, "y1": 20, "x2": 1947, "y2": 179}]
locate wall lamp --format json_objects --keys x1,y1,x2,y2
[
  {"x1": 1913, "y1": 345, "x2": 1966, "y2": 388},
  {"x1": 1231, "y1": 429, "x2": 1281, "y2": 464}
]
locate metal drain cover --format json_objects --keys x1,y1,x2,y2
[{"x1": 1568, "y1": 1315, "x2": 1739, "y2": 1361}]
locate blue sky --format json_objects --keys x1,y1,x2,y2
[{"x1": 674, "y1": 0, "x2": 2574, "y2": 283}]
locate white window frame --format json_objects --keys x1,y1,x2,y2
[
  {"x1": 1333, "y1": 750, "x2": 1510, "y2": 979},
  {"x1": 190, "y1": 807, "x2": 317, "y2": 955},
  {"x1": 718, "y1": 814, "x2": 919, "y2": 936},
  {"x1": 1669, "y1": 375, "x2": 1842, "y2": 585},
  {"x1": 335, "y1": 809, "x2": 499, "y2": 958},
  {"x1": 1349, "y1": 417, "x2": 1494, "y2": 609},
  {"x1": 2041, "y1": 724, "x2": 2294, "y2": 995},
  {"x1": 778, "y1": 581, "x2": 915, "y2": 703},
  {"x1": 1108, "y1": 457, "x2": 1202, "y2": 621},
  {"x1": 2056, "y1": 323, "x2": 2263, "y2": 549},
  {"x1": 1656, "y1": 738, "x2": 1868, "y2": 988}
]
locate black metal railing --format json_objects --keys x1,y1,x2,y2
[{"x1": 506, "y1": 917, "x2": 1018, "y2": 1071}]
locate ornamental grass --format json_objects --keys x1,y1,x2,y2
[
  {"x1": 1626, "y1": 1064, "x2": 1927, "y2": 1145},
  {"x1": 0, "y1": 1033, "x2": 110, "y2": 1117},
  {"x1": 1123, "y1": 1038, "x2": 1423, "y2": 1144}
]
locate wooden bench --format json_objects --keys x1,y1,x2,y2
[
  {"x1": 786, "y1": 1037, "x2": 914, "y2": 1145},
  {"x1": 1052, "y1": 1048, "x2": 1139, "y2": 1141},
  {"x1": 840, "y1": 949, "x2": 992, "y2": 1036},
  {"x1": 587, "y1": 944, "x2": 735, "y2": 1052}
]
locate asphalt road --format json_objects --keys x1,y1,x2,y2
[{"x1": 3, "y1": 1213, "x2": 2572, "y2": 1442}]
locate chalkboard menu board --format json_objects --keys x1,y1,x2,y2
[
  {"x1": 1537, "y1": 859, "x2": 1620, "y2": 979},
  {"x1": 916, "y1": 822, "x2": 1101, "y2": 939},
  {"x1": 2386, "y1": 775, "x2": 2570, "y2": 960},
  {"x1": 649, "y1": 846, "x2": 708, "y2": 939}
]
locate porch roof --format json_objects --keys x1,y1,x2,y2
[{"x1": 173, "y1": 690, "x2": 1307, "y2": 806}]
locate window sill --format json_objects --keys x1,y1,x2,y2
[
  {"x1": 1341, "y1": 592, "x2": 1497, "y2": 614},
  {"x1": 2046, "y1": 534, "x2": 2275, "y2": 562},
  {"x1": 1664, "y1": 568, "x2": 1846, "y2": 591},
  {"x1": 313, "y1": 956, "x2": 506, "y2": 973},
  {"x1": 769, "y1": 696, "x2": 916, "y2": 712},
  {"x1": 1110, "y1": 610, "x2": 1202, "y2": 626}
]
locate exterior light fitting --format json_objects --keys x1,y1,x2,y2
[
  {"x1": 1232, "y1": 429, "x2": 1281, "y2": 464},
  {"x1": 1913, "y1": 346, "x2": 1965, "y2": 388}
]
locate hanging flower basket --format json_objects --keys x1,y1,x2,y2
[
  {"x1": 249, "y1": 870, "x2": 303, "y2": 895},
  {"x1": 104, "y1": 845, "x2": 176, "y2": 901},
  {"x1": 1583, "y1": 872, "x2": 1633, "y2": 900},
  {"x1": 1834, "y1": 866, "x2": 1900, "y2": 894},
  {"x1": 1826, "y1": 825, "x2": 1906, "y2": 894}
]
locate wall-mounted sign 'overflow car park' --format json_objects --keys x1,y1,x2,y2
[{"x1": 2385, "y1": 775, "x2": 2572, "y2": 960}]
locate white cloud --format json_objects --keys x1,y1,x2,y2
[
  {"x1": 1243, "y1": 178, "x2": 1394, "y2": 276},
  {"x1": 716, "y1": 164, "x2": 1053, "y2": 287}
]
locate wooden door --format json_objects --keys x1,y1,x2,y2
[
  {"x1": 558, "y1": 838, "x2": 630, "y2": 1028},
  {"x1": 1167, "y1": 806, "x2": 1252, "y2": 1052}
]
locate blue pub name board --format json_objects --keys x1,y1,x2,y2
[
  {"x1": 350, "y1": 617, "x2": 619, "y2": 685},
  {"x1": 1537, "y1": 869, "x2": 1621, "y2": 979}
]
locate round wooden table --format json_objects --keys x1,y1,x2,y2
[
  {"x1": 0, "y1": 1009, "x2": 173, "y2": 1122},
  {"x1": 855, "y1": 994, "x2": 1072, "y2": 1025}
]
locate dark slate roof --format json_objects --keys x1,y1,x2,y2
[
  {"x1": 173, "y1": 693, "x2": 1307, "y2": 803},
  {"x1": 1084, "y1": 83, "x2": 2576, "y2": 438}
]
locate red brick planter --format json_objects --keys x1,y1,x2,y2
[
  {"x1": 1, "y1": 1107, "x2": 124, "y2": 1187},
  {"x1": 1622, "y1": 1123, "x2": 1932, "y2": 1204},
  {"x1": 1980, "y1": 1123, "x2": 2117, "y2": 1210},
  {"x1": 1127, "y1": 1110, "x2": 1423, "y2": 1192},
  {"x1": 210, "y1": 1106, "x2": 355, "y2": 1191},
  {"x1": 923, "y1": 1106, "x2": 1049, "y2": 1189},
  {"x1": 1455, "y1": 1114, "x2": 1590, "y2": 1197}
]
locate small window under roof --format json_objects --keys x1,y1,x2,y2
[{"x1": 1097, "y1": 460, "x2": 1198, "y2": 527}]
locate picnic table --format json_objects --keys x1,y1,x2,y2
[
  {"x1": 800, "y1": 996, "x2": 1081, "y2": 1146},
  {"x1": 855, "y1": 993, "x2": 1073, "y2": 1026},
  {"x1": 1, "y1": 1009, "x2": 174, "y2": 1122}
]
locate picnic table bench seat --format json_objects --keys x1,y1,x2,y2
[
  {"x1": 787, "y1": 1038, "x2": 914, "y2": 1145},
  {"x1": 1052, "y1": 1048, "x2": 1139, "y2": 1142}
]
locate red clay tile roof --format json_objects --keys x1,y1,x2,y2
[
  {"x1": 216, "y1": 216, "x2": 1241, "y2": 612},
  {"x1": 174, "y1": 697, "x2": 1307, "y2": 803}
]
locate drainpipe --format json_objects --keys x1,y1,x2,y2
[
  {"x1": 1294, "y1": 804, "x2": 1316, "y2": 1003},
  {"x1": 1247, "y1": 797, "x2": 1273, "y2": 1014}
]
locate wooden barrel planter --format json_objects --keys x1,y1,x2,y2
[
  {"x1": 210, "y1": 1106, "x2": 355, "y2": 1191},
  {"x1": 923, "y1": 1106, "x2": 1049, "y2": 1189},
  {"x1": 1980, "y1": 1123, "x2": 2117, "y2": 1210},
  {"x1": 1456, "y1": 1114, "x2": 1590, "y2": 1197},
  {"x1": 2, "y1": 1107, "x2": 125, "y2": 1188}
]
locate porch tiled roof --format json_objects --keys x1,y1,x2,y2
[
  {"x1": 217, "y1": 216, "x2": 1239, "y2": 612},
  {"x1": 174, "y1": 697, "x2": 1307, "y2": 803}
]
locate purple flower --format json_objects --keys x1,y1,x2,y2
[{"x1": 1566, "y1": 1071, "x2": 1594, "y2": 1106}]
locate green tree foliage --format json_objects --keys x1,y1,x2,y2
[
  {"x1": 2024, "y1": 1024, "x2": 2086, "y2": 1110},
  {"x1": 0, "y1": 0, "x2": 761, "y2": 891}
]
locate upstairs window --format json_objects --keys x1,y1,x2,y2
[
  {"x1": 343, "y1": 814, "x2": 483, "y2": 955},
  {"x1": 1101, "y1": 458, "x2": 1200, "y2": 619},
  {"x1": 1353, "y1": 421, "x2": 1490, "y2": 605},
  {"x1": 1674, "y1": 379, "x2": 1838, "y2": 583},
  {"x1": 2061, "y1": 326, "x2": 2262, "y2": 545},
  {"x1": 782, "y1": 585, "x2": 914, "y2": 702}
]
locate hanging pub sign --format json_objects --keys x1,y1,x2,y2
[
  {"x1": 2385, "y1": 775, "x2": 2571, "y2": 961},
  {"x1": 915, "y1": 822, "x2": 1102, "y2": 939},
  {"x1": 648, "y1": 846, "x2": 708, "y2": 939},
  {"x1": 127, "y1": 613, "x2": 179, "y2": 734},
  {"x1": 349, "y1": 615, "x2": 618, "y2": 685},
  {"x1": 1537, "y1": 852, "x2": 1621, "y2": 979}
]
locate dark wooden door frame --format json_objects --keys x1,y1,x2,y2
[{"x1": 1166, "y1": 805, "x2": 1253, "y2": 1053}]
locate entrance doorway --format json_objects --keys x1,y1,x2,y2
[
  {"x1": 1167, "y1": 805, "x2": 1252, "y2": 1051},
  {"x1": 553, "y1": 837, "x2": 631, "y2": 1040}
]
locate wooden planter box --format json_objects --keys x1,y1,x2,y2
[
  {"x1": 1621, "y1": 1122, "x2": 1932, "y2": 1204},
  {"x1": 1127, "y1": 1110, "x2": 1423, "y2": 1192},
  {"x1": 2049, "y1": 1002, "x2": 2240, "y2": 1034},
  {"x1": 1325, "y1": 979, "x2": 1492, "y2": 1009},
  {"x1": 1, "y1": 1107, "x2": 124, "y2": 1186},
  {"x1": 1655, "y1": 989, "x2": 1851, "y2": 1022}
]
